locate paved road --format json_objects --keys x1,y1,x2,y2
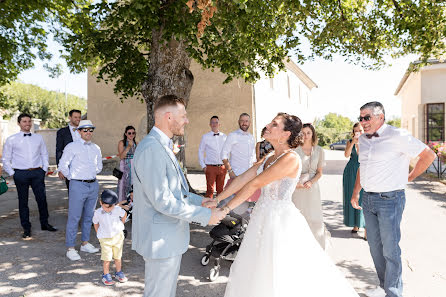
[{"x1": 0, "y1": 150, "x2": 445, "y2": 296}]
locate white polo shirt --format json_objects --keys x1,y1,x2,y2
[
  {"x1": 358, "y1": 124, "x2": 427, "y2": 192},
  {"x1": 92, "y1": 206, "x2": 126, "y2": 239}
]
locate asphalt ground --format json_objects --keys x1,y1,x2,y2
[{"x1": 0, "y1": 150, "x2": 445, "y2": 297}]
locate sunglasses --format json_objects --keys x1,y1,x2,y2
[
  {"x1": 127, "y1": 132, "x2": 136, "y2": 135},
  {"x1": 358, "y1": 115, "x2": 372, "y2": 122},
  {"x1": 81, "y1": 128, "x2": 95, "y2": 133}
]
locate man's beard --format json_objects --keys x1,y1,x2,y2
[{"x1": 239, "y1": 125, "x2": 249, "y2": 132}]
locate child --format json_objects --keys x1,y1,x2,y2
[{"x1": 93, "y1": 189, "x2": 128, "y2": 285}]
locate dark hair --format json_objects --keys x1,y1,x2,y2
[
  {"x1": 360, "y1": 101, "x2": 385, "y2": 120},
  {"x1": 17, "y1": 113, "x2": 32, "y2": 123},
  {"x1": 154, "y1": 95, "x2": 186, "y2": 112},
  {"x1": 239, "y1": 113, "x2": 250, "y2": 119},
  {"x1": 261, "y1": 126, "x2": 267, "y2": 138},
  {"x1": 210, "y1": 116, "x2": 219, "y2": 121},
  {"x1": 69, "y1": 109, "x2": 81, "y2": 117},
  {"x1": 351, "y1": 122, "x2": 362, "y2": 138},
  {"x1": 302, "y1": 123, "x2": 318, "y2": 146},
  {"x1": 277, "y1": 113, "x2": 303, "y2": 148},
  {"x1": 122, "y1": 126, "x2": 137, "y2": 146}
]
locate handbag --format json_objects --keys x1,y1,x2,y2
[
  {"x1": 113, "y1": 168, "x2": 123, "y2": 179},
  {"x1": 0, "y1": 176, "x2": 8, "y2": 195}
]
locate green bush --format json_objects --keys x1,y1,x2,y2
[
  {"x1": 0, "y1": 82, "x2": 86, "y2": 128},
  {"x1": 315, "y1": 113, "x2": 353, "y2": 147}
]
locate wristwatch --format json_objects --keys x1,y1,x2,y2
[{"x1": 227, "y1": 169, "x2": 233, "y2": 173}]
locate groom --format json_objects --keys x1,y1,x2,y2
[{"x1": 132, "y1": 94, "x2": 225, "y2": 297}]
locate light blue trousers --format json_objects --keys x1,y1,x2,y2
[
  {"x1": 65, "y1": 180, "x2": 99, "y2": 247},
  {"x1": 144, "y1": 255, "x2": 182, "y2": 297}
]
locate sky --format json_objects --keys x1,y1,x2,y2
[{"x1": 17, "y1": 36, "x2": 416, "y2": 121}]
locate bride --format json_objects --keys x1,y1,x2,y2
[{"x1": 211, "y1": 113, "x2": 359, "y2": 297}]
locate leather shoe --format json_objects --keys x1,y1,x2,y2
[
  {"x1": 41, "y1": 224, "x2": 57, "y2": 232},
  {"x1": 22, "y1": 230, "x2": 31, "y2": 238}
]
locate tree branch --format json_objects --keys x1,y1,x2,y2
[{"x1": 337, "y1": 0, "x2": 346, "y2": 21}]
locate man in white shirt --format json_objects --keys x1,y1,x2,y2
[
  {"x1": 198, "y1": 116, "x2": 227, "y2": 198},
  {"x1": 2, "y1": 113, "x2": 56, "y2": 238},
  {"x1": 56, "y1": 109, "x2": 82, "y2": 190},
  {"x1": 221, "y1": 113, "x2": 257, "y2": 204},
  {"x1": 58, "y1": 120, "x2": 103, "y2": 261},
  {"x1": 351, "y1": 102, "x2": 436, "y2": 297}
]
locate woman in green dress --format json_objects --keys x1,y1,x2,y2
[{"x1": 342, "y1": 122, "x2": 366, "y2": 239}]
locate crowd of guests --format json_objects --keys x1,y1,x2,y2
[{"x1": 0, "y1": 100, "x2": 437, "y2": 297}]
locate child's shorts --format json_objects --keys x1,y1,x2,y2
[{"x1": 99, "y1": 232, "x2": 124, "y2": 261}]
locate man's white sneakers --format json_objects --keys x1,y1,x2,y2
[
  {"x1": 365, "y1": 286, "x2": 386, "y2": 297},
  {"x1": 80, "y1": 242, "x2": 99, "y2": 253},
  {"x1": 66, "y1": 249, "x2": 81, "y2": 261}
]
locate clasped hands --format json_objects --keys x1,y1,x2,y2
[{"x1": 202, "y1": 197, "x2": 228, "y2": 225}]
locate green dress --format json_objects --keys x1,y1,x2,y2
[{"x1": 342, "y1": 141, "x2": 365, "y2": 228}]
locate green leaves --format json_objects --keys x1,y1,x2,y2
[
  {"x1": 0, "y1": 82, "x2": 86, "y2": 128},
  {"x1": 0, "y1": 0, "x2": 90, "y2": 86}
]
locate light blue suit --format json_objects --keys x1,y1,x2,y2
[{"x1": 132, "y1": 128, "x2": 211, "y2": 297}]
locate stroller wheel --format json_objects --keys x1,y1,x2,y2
[
  {"x1": 201, "y1": 254, "x2": 210, "y2": 266},
  {"x1": 209, "y1": 267, "x2": 219, "y2": 282}
]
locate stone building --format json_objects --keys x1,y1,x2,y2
[{"x1": 88, "y1": 59, "x2": 317, "y2": 170}]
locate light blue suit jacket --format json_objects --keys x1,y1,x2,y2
[{"x1": 131, "y1": 129, "x2": 211, "y2": 260}]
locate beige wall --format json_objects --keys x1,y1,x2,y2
[
  {"x1": 87, "y1": 74, "x2": 146, "y2": 159},
  {"x1": 88, "y1": 62, "x2": 254, "y2": 168},
  {"x1": 185, "y1": 63, "x2": 254, "y2": 170},
  {"x1": 398, "y1": 72, "x2": 421, "y2": 138}
]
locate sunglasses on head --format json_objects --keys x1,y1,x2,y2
[
  {"x1": 127, "y1": 131, "x2": 136, "y2": 135},
  {"x1": 81, "y1": 128, "x2": 94, "y2": 133},
  {"x1": 358, "y1": 115, "x2": 372, "y2": 122}
]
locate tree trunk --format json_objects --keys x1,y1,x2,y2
[{"x1": 141, "y1": 28, "x2": 194, "y2": 169}]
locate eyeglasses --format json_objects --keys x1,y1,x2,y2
[
  {"x1": 127, "y1": 132, "x2": 136, "y2": 135},
  {"x1": 358, "y1": 115, "x2": 372, "y2": 122},
  {"x1": 81, "y1": 128, "x2": 94, "y2": 133}
]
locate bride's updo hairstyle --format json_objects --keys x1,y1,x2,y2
[{"x1": 277, "y1": 112, "x2": 304, "y2": 148}]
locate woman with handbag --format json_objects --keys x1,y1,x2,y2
[
  {"x1": 117, "y1": 126, "x2": 137, "y2": 202},
  {"x1": 292, "y1": 123, "x2": 328, "y2": 249}
]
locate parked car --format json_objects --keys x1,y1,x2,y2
[{"x1": 329, "y1": 139, "x2": 348, "y2": 150}]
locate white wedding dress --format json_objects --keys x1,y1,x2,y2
[{"x1": 224, "y1": 151, "x2": 359, "y2": 297}]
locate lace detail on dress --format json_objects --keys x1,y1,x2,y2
[
  {"x1": 251, "y1": 151, "x2": 302, "y2": 248},
  {"x1": 255, "y1": 150, "x2": 301, "y2": 202}
]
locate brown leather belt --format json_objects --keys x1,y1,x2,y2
[
  {"x1": 14, "y1": 168, "x2": 41, "y2": 171},
  {"x1": 206, "y1": 164, "x2": 224, "y2": 167}
]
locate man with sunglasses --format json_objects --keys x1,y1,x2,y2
[
  {"x1": 351, "y1": 101, "x2": 436, "y2": 297},
  {"x1": 58, "y1": 120, "x2": 103, "y2": 261}
]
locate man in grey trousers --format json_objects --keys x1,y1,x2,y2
[
  {"x1": 59, "y1": 120, "x2": 103, "y2": 261},
  {"x1": 132, "y1": 95, "x2": 225, "y2": 297}
]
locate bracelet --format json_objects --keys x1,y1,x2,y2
[
  {"x1": 223, "y1": 206, "x2": 231, "y2": 214},
  {"x1": 228, "y1": 169, "x2": 233, "y2": 173}
]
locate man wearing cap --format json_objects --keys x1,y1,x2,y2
[
  {"x1": 58, "y1": 120, "x2": 103, "y2": 261},
  {"x1": 2, "y1": 113, "x2": 57, "y2": 238},
  {"x1": 56, "y1": 109, "x2": 82, "y2": 190}
]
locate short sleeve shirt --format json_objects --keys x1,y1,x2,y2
[
  {"x1": 358, "y1": 124, "x2": 427, "y2": 192},
  {"x1": 92, "y1": 206, "x2": 126, "y2": 239}
]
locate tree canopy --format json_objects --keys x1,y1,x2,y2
[
  {"x1": 0, "y1": 0, "x2": 88, "y2": 86},
  {"x1": 57, "y1": 0, "x2": 446, "y2": 101},
  {"x1": 0, "y1": 82, "x2": 87, "y2": 128}
]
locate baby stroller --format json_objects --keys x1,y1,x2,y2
[
  {"x1": 200, "y1": 211, "x2": 250, "y2": 281},
  {"x1": 120, "y1": 189, "x2": 133, "y2": 238}
]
